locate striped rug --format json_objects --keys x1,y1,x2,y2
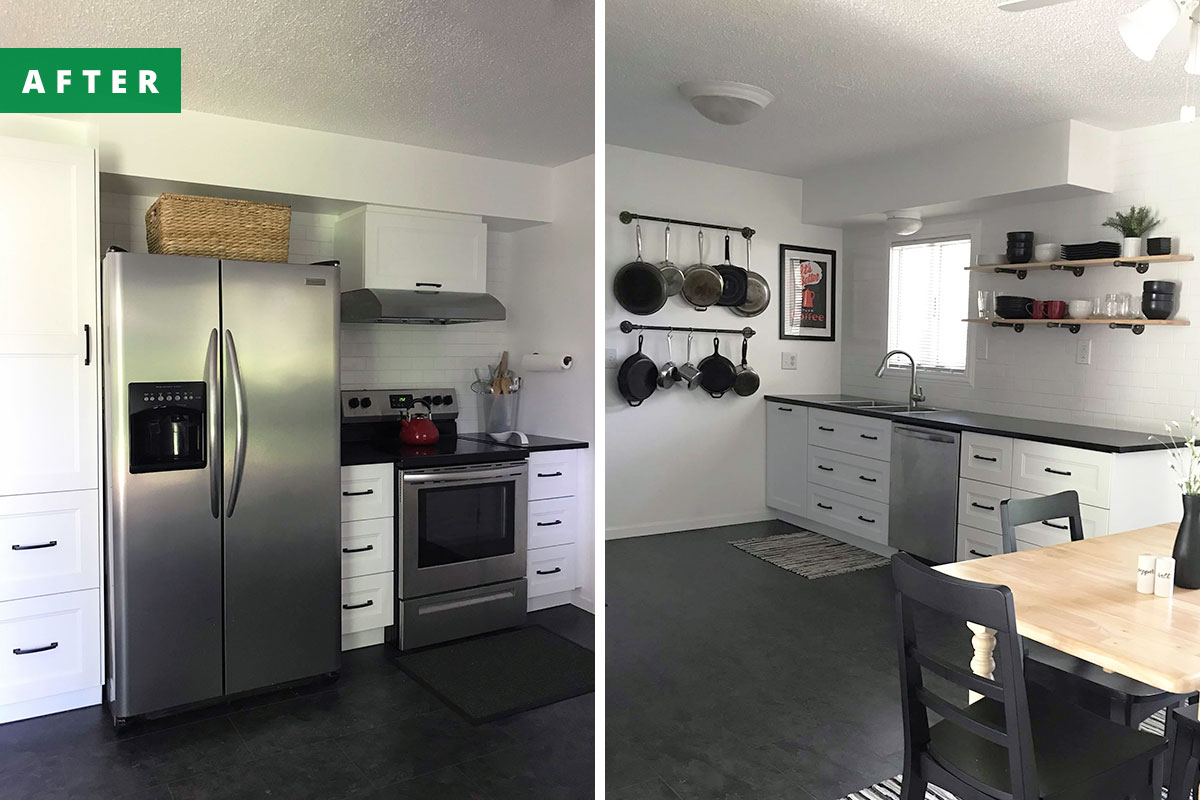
[
  {"x1": 729, "y1": 530, "x2": 889, "y2": 579},
  {"x1": 838, "y1": 710, "x2": 1171, "y2": 800}
]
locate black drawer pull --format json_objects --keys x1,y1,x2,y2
[
  {"x1": 536, "y1": 567, "x2": 562, "y2": 575},
  {"x1": 12, "y1": 540, "x2": 57, "y2": 551},
  {"x1": 537, "y1": 471, "x2": 563, "y2": 478},
  {"x1": 536, "y1": 520, "x2": 563, "y2": 527},
  {"x1": 1044, "y1": 467, "x2": 1072, "y2": 476},
  {"x1": 970, "y1": 502, "x2": 995, "y2": 512},
  {"x1": 776, "y1": 406, "x2": 793, "y2": 412},
  {"x1": 1041, "y1": 520, "x2": 1068, "y2": 530},
  {"x1": 342, "y1": 544, "x2": 374, "y2": 553},
  {"x1": 857, "y1": 515, "x2": 876, "y2": 524},
  {"x1": 859, "y1": 434, "x2": 879, "y2": 441},
  {"x1": 415, "y1": 282, "x2": 443, "y2": 288},
  {"x1": 858, "y1": 475, "x2": 877, "y2": 483},
  {"x1": 13, "y1": 642, "x2": 58, "y2": 655},
  {"x1": 342, "y1": 600, "x2": 374, "y2": 610},
  {"x1": 969, "y1": 549, "x2": 991, "y2": 558},
  {"x1": 973, "y1": 454, "x2": 998, "y2": 462},
  {"x1": 817, "y1": 465, "x2": 833, "y2": 472},
  {"x1": 816, "y1": 502, "x2": 833, "y2": 510},
  {"x1": 342, "y1": 489, "x2": 374, "y2": 497},
  {"x1": 818, "y1": 426, "x2": 835, "y2": 432}
]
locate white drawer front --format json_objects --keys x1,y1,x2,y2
[
  {"x1": 807, "y1": 483, "x2": 889, "y2": 546},
  {"x1": 1009, "y1": 489, "x2": 1110, "y2": 547},
  {"x1": 341, "y1": 463, "x2": 393, "y2": 522},
  {"x1": 527, "y1": 543, "x2": 578, "y2": 597},
  {"x1": 528, "y1": 496, "x2": 578, "y2": 550},
  {"x1": 340, "y1": 517, "x2": 394, "y2": 580},
  {"x1": 958, "y1": 479, "x2": 1011, "y2": 536},
  {"x1": 808, "y1": 410, "x2": 892, "y2": 461},
  {"x1": 956, "y1": 525, "x2": 1037, "y2": 561},
  {"x1": 528, "y1": 450, "x2": 578, "y2": 501},
  {"x1": 960, "y1": 433, "x2": 1013, "y2": 485},
  {"x1": 0, "y1": 490, "x2": 99, "y2": 602},
  {"x1": 0, "y1": 588, "x2": 101, "y2": 708},
  {"x1": 807, "y1": 446, "x2": 890, "y2": 504},
  {"x1": 1011, "y1": 441, "x2": 1112, "y2": 509},
  {"x1": 341, "y1": 572, "x2": 394, "y2": 634}
]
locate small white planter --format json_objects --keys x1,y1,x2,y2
[{"x1": 1122, "y1": 237, "x2": 1143, "y2": 258}]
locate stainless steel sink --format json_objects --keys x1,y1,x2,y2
[
  {"x1": 824, "y1": 399, "x2": 897, "y2": 407},
  {"x1": 896, "y1": 407, "x2": 940, "y2": 414},
  {"x1": 824, "y1": 399, "x2": 940, "y2": 414}
]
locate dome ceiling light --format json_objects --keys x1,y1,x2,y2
[
  {"x1": 885, "y1": 212, "x2": 924, "y2": 237},
  {"x1": 678, "y1": 81, "x2": 775, "y2": 125}
]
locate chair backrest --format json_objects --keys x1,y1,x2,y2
[
  {"x1": 891, "y1": 553, "x2": 1039, "y2": 799},
  {"x1": 998, "y1": 490, "x2": 1083, "y2": 555}
]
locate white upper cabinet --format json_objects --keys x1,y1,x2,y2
[
  {"x1": 335, "y1": 206, "x2": 487, "y2": 295},
  {"x1": 0, "y1": 136, "x2": 97, "y2": 496}
]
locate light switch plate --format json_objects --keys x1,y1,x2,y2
[
  {"x1": 605, "y1": 348, "x2": 620, "y2": 370},
  {"x1": 781, "y1": 352, "x2": 798, "y2": 370},
  {"x1": 1076, "y1": 339, "x2": 1092, "y2": 365}
]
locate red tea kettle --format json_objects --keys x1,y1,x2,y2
[{"x1": 399, "y1": 402, "x2": 439, "y2": 445}]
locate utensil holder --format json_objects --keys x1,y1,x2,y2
[{"x1": 479, "y1": 392, "x2": 520, "y2": 434}]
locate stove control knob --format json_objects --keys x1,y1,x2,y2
[
  {"x1": 430, "y1": 395, "x2": 444, "y2": 405},
  {"x1": 360, "y1": 397, "x2": 372, "y2": 409},
  {"x1": 419, "y1": 395, "x2": 433, "y2": 407},
  {"x1": 347, "y1": 397, "x2": 359, "y2": 409},
  {"x1": 441, "y1": 394, "x2": 453, "y2": 406}
]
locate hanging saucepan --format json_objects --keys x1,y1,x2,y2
[
  {"x1": 715, "y1": 234, "x2": 749, "y2": 307},
  {"x1": 657, "y1": 330, "x2": 678, "y2": 389},
  {"x1": 658, "y1": 224, "x2": 684, "y2": 297},
  {"x1": 731, "y1": 236, "x2": 770, "y2": 318},
  {"x1": 733, "y1": 336, "x2": 760, "y2": 397},
  {"x1": 675, "y1": 330, "x2": 701, "y2": 390},
  {"x1": 697, "y1": 337, "x2": 737, "y2": 398},
  {"x1": 681, "y1": 230, "x2": 723, "y2": 311},
  {"x1": 617, "y1": 334, "x2": 658, "y2": 407},
  {"x1": 614, "y1": 222, "x2": 668, "y2": 315}
]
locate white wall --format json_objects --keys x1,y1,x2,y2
[
  {"x1": 605, "y1": 145, "x2": 843, "y2": 539},
  {"x1": 842, "y1": 120, "x2": 1200, "y2": 434}
]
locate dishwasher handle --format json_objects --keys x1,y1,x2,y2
[{"x1": 893, "y1": 425, "x2": 957, "y2": 445}]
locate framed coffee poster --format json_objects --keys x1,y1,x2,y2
[{"x1": 779, "y1": 244, "x2": 836, "y2": 341}]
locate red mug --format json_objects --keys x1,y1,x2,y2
[
  {"x1": 1031, "y1": 300, "x2": 1046, "y2": 319},
  {"x1": 1043, "y1": 300, "x2": 1067, "y2": 319}
]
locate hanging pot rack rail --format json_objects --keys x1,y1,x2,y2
[
  {"x1": 619, "y1": 320, "x2": 756, "y2": 338},
  {"x1": 618, "y1": 211, "x2": 755, "y2": 240}
]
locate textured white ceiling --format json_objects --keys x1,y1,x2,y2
[
  {"x1": 608, "y1": 0, "x2": 1195, "y2": 177},
  {"x1": 2, "y1": 0, "x2": 594, "y2": 166}
]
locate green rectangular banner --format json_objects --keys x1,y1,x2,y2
[{"x1": 0, "y1": 48, "x2": 181, "y2": 112}]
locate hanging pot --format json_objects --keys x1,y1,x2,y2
[
  {"x1": 681, "y1": 230, "x2": 724, "y2": 310},
  {"x1": 675, "y1": 331, "x2": 701, "y2": 390},
  {"x1": 616, "y1": 334, "x2": 658, "y2": 407},
  {"x1": 614, "y1": 222, "x2": 668, "y2": 315},
  {"x1": 714, "y1": 234, "x2": 748, "y2": 307},
  {"x1": 658, "y1": 223, "x2": 684, "y2": 297},
  {"x1": 731, "y1": 236, "x2": 770, "y2": 318},
  {"x1": 732, "y1": 336, "x2": 760, "y2": 397},
  {"x1": 657, "y1": 330, "x2": 679, "y2": 389},
  {"x1": 696, "y1": 337, "x2": 736, "y2": 398}
]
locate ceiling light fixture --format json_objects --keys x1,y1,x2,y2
[
  {"x1": 678, "y1": 81, "x2": 775, "y2": 125},
  {"x1": 1119, "y1": 0, "x2": 1184, "y2": 61},
  {"x1": 885, "y1": 212, "x2": 923, "y2": 237}
]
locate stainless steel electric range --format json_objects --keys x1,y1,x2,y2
[{"x1": 341, "y1": 388, "x2": 529, "y2": 650}]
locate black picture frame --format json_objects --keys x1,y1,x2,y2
[{"x1": 779, "y1": 244, "x2": 836, "y2": 341}]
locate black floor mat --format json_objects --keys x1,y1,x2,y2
[{"x1": 396, "y1": 625, "x2": 594, "y2": 724}]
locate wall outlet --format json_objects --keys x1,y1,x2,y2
[
  {"x1": 605, "y1": 347, "x2": 620, "y2": 370},
  {"x1": 781, "y1": 352, "x2": 798, "y2": 370},
  {"x1": 1076, "y1": 339, "x2": 1092, "y2": 365}
]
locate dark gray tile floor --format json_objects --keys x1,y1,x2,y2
[
  {"x1": 0, "y1": 605, "x2": 594, "y2": 800},
  {"x1": 607, "y1": 520, "x2": 912, "y2": 800}
]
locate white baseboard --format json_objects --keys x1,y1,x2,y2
[
  {"x1": 570, "y1": 589, "x2": 594, "y2": 614},
  {"x1": 528, "y1": 590, "x2": 576, "y2": 612},
  {"x1": 341, "y1": 628, "x2": 385, "y2": 652},
  {"x1": 605, "y1": 510, "x2": 775, "y2": 540},
  {"x1": 0, "y1": 686, "x2": 100, "y2": 725}
]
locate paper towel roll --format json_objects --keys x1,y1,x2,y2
[{"x1": 522, "y1": 353, "x2": 573, "y2": 372}]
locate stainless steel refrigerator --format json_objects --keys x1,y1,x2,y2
[{"x1": 102, "y1": 251, "x2": 341, "y2": 724}]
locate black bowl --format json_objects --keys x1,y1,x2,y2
[
  {"x1": 1143, "y1": 280, "x2": 1176, "y2": 294},
  {"x1": 1142, "y1": 298, "x2": 1174, "y2": 320},
  {"x1": 1007, "y1": 231, "x2": 1035, "y2": 242},
  {"x1": 1143, "y1": 292, "x2": 1175, "y2": 303},
  {"x1": 1005, "y1": 251, "x2": 1033, "y2": 264}
]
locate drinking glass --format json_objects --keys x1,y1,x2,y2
[
  {"x1": 1091, "y1": 296, "x2": 1104, "y2": 318},
  {"x1": 1103, "y1": 293, "x2": 1121, "y2": 319},
  {"x1": 1117, "y1": 292, "x2": 1133, "y2": 318},
  {"x1": 976, "y1": 289, "x2": 994, "y2": 319}
]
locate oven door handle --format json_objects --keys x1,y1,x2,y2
[{"x1": 402, "y1": 466, "x2": 526, "y2": 486}]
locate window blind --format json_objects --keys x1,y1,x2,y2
[{"x1": 886, "y1": 236, "x2": 971, "y2": 374}]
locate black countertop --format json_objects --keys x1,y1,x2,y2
[
  {"x1": 340, "y1": 439, "x2": 528, "y2": 469},
  {"x1": 763, "y1": 394, "x2": 1175, "y2": 454},
  {"x1": 458, "y1": 433, "x2": 589, "y2": 452}
]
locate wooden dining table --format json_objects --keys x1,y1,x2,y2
[{"x1": 937, "y1": 523, "x2": 1200, "y2": 695}]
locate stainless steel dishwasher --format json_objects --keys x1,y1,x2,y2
[{"x1": 889, "y1": 424, "x2": 961, "y2": 564}]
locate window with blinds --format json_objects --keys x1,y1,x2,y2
[{"x1": 886, "y1": 235, "x2": 971, "y2": 375}]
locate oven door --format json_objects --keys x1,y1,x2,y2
[{"x1": 399, "y1": 461, "x2": 528, "y2": 598}]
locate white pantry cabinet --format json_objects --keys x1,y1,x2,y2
[{"x1": 335, "y1": 206, "x2": 487, "y2": 295}]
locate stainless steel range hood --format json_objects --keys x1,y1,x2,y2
[{"x1": 341, "y1": 288, "x2": 506, "y2": 325}]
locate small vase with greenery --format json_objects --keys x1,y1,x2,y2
[
  {"x1": 1103, "y1": 205, "x2": 1163, "y2": 258},
  {"x1": 1152, "y1": 413, "x2": 1200, "y2": 588}
]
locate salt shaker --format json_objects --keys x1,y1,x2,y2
[
  {"x1": 1155, "y1": 556, "x2": 1176, "y2": 598},
  {"x1": 1137, "y1": 553, "x2": 1157, "y2": 594}
]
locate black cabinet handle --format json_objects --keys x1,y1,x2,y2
[
  {"x1": 970, "y1": 502, "x2": 995, "y2": 512},
  {"x1": 969, "y1": 549, "x2": 991, "y2": 558},
  {"x1": 818, "y1": 426, "x2": 834, "y2": 432},
  {"x1": 342, "y1": 544, "x2": 374, "y2": 553},
  {"x1": 536, "y1": 520, "x2": 563, "y2": 527},
  {"x1": 83, "y1": 324, "x2": 91, "y2": 366},
  {"x1": 13, "y1": 642, "x2": 58, "y2": 655},
  {"x1": 415, "y1": 282, "x2": 442, "y2": 288},
  {"x1": 342, "y1": 600, "x2": 374, "y2": 610},
  {"x1": 1041, "y1": 520, "x2": 1068, "y2": 530},
  {"x1": 536, "y1": 567, "x2": 562, "y2": 575},
  {"x1": 816, "y1": 465, "x2": 833, "y2": 472},
  {"x1": 858, "y1": 475, "x2": 877, "y2": 483},
  {"x1": 537, "y1": 472, "x2": 563, "y2": 478},
  {"x1": 12, "y1": 540, "x2": 57, "y2": 551},
  {"x1": 342, "y1": 489, "x2": 374, "y2": 497},
  {"x1": 776, "y1": 406, "x2": 793, "y2": 412},
  {"x1": 973, "y1": 454, "x2": 998, "y2": 462},
  {"x1": 1044, "y1": 467, "x2": 1072, "y2": 476},
  {"x1": 859, "y1": 434, "x2": 878, "y2": 441},
  {"x1": 857, "y1": 515, "x2": 876, "y2": 524},
  {"x1": 816, "y1": 502, "x2": 833, "y2": 510}
]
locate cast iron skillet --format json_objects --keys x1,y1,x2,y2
[
  {"x1": 614, "y1": 223, "x2": 668, "y2": 316},
  {"x1": 617, "y1": 334, "x2": 658, "y2": 407},
  {"x1": 733, "y1": 337, "x2": 760, "y2": 397},
  {"x1": 697, "y1": 337, "x2": 736, "y2": 398},
  {"x1": 714, "y1": 234, "x2": 748, "y2": 307}
]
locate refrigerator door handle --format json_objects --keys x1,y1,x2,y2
[
  {"x1": 206, "y1": 329, "x2": 222, "y2": 519},
  {"x1": 225, "y1": 330, "x2": 248, "y2": 518}
]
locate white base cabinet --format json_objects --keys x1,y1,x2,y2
[
  {"x1": 525, "y1": 450, "x2": 585, "y2": 608},
  {"x1": 339, "y1": 464, "x2": 395, "y2": 651},
  {"x1": 766, "y1": 403, "x2": 808, "y2": 517}
]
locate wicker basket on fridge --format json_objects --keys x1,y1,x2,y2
[{"x1": 145, "y1": 193, "x2": 291, "y2": 263}]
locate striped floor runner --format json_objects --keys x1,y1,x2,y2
[{"x1": 728, "y1": 530, "x2": 889, "y2": 579}]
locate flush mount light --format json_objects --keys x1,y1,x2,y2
[
  {"x1": 1119, "y1": 0, "x2": 1183, "y2": 61},
  {"x1": 678, "y1": 81, "x2": 775, "y2": 125},
  {"x1": 885, "y1": 212, "x2": 923, "y2": 237}
]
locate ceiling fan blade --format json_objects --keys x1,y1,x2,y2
[{"x1": 998, "y1": 0, "x2": 1077, "y2": 10}]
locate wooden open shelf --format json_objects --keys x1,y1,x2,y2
[
  {"x1": 963, "y1": 318, "x2": 1189, "y2": 335},
  {"x1": 965, "y1": 253, "x2": 1193, "y2": 279}
]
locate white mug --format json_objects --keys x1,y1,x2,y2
[
  {"x1": 1156, "y1": 556, "x2": 1176, "y2": 598},
  {"x1": 1068, "y1": 299, "x2": 1092, "y2": 320},
  {"x1": 1137, "y1": 553, "x2": 1157, "y2": 594}
]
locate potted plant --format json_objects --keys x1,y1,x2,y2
[
  {"x1": 1103, "y1": 205, "x2": 1163, "y2": 259},
  {"x1": 1154, "y1": 413, "x2": 1200, "y2": 588}
]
